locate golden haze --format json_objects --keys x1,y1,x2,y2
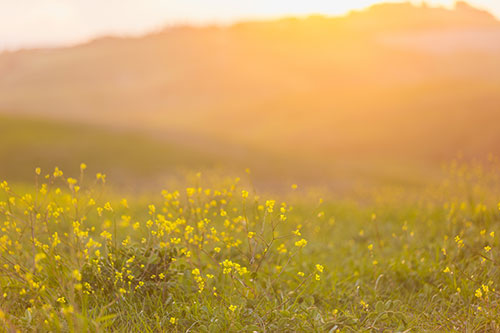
[{"x1": 0, "y1": 1, "x2": 499, "y2": 186}]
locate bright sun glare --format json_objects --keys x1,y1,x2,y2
[{"x1": 0, "y1": 0, "x2": 497, "y2": 50}]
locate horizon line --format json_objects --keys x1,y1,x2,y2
[{"x1": 1, "y1": 0, "x2": 498, "y2": 53}]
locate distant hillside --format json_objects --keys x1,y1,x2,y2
[
  {"x1": 0, "y1": 115, "x2": 218, "y2": 187},
  {"x1": 346, "y1": 1, "x2": 498, "y2": 30},
  {"x1": 1, "y1": 1, "x2": 500, "y2": 167}
]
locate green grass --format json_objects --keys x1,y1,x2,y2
[
  {"x1": 0, "y1": 114, "x2": 443, "y2": 195},
  {"x1": 1, "y1": 161, "x2": 500, "y2": 332},
  {"x1": 0, "y1": 115, "x2": 215, "y2": 185}
]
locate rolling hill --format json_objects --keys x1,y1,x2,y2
[{"x1": 0, "y1": 1, "x2": 499, "y2": 186}]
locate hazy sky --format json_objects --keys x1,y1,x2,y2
[{"x1": 1, "y1": 0, "x2": 499, "y2": 50}]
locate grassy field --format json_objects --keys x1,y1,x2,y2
[
  {"x1": 1, "y1": 161, "x2": 499, "y2": 332},
  {"x1": 1, "y1": 3, "x2": 500, "y2": 332},
  {"x1": 0, "y1": 114, "x2": 444, "y2": 196},
  {"x1": 0, "y1": 115, "x2": 218, "y2": 187}
]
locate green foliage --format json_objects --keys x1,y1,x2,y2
[
  {"x1": 1, "y1": 162, "x2": 500, "y2": 331},
  {"x1": 0, "y1": 115, "x2": 214, "y2": 184}
]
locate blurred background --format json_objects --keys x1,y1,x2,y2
[{"x1": 1, "y1": 1, "x2": 499, "y2": 192}]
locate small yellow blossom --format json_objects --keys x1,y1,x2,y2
[
  {"x1": 103, "y1": 202, "x2": 113, "y2": 212},
  {"x1": 100, "y1": 231, "x2": 112, "y2": 240},
  {"x1": 72, "y1": 270, "x2": 82, "y2": 281},
  {"x1": 121, "y1": 199, "x2": 129, "y2": 208},
  {"x1": 265, "y1": 200, "x2": 275, "y2": 213},
  {"x1": 294, "y1": 239, "x2": 307, "y2": 248},
  {"x1": 62, "y1": 305, "x2": 74, "y2": 315}
]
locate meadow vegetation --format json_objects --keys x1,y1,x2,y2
[
  {"x1": 0, "y1": 115, "x2": 215, "y2": 185},
  {"x1": 1, "y1": 2, "x2": 499, "y2": 332},
  {"x1": 1, "y1": 161, "x2": 500, "y2": 332}
]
